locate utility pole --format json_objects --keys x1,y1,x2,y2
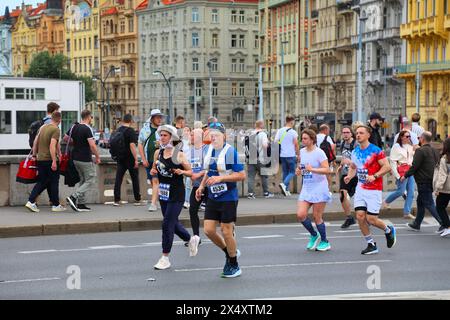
[
  {"x1": 416, "y1": 51, "x2": 421, "y2": 113},
  {"x1": 383, "y1": 50, "x2": 388, "y2": 131},
  {"x1": 194, "y1": 77, "x2": 197, "y2": 122},
  {"x1": 357, "y1": 15, "x2": 367, "y2": 123},
  {"x1": 258, "y1": 64, "x2": 263, "y2": 121},
  {"x1": 280, "y1": 40, "x2": 288, "y2": 127}
]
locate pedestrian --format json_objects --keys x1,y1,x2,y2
[
  {"x1": 434, "y1": 138, "x2": 450, "y2": 237},
  {"x1": 382, "y1": 130, "x2": 416, "y2": 219},
  {"x1": 203, "y1": 116, "x2": 218, "y2": 145},
  {"x1": 138, "y1": 109, "x2": 164, "y2": 212},
  {"x1": 196, "y1": 122, "x2": 246, "y2": 278},
  {"x1": 296, "y1": 129, "x2": 332, "y2": 251},
  {"x1": 404, "y1": 132, "x2": 444, "y2": 232},
  {"x1": 150, "y1": 125, "x2": 198, "y2": 270},
  {"x1": 246, "y1": 120, "x2": 274, "y2": 199},
  {"x1": 344, "y1": 125, "x2": 396, "y2": 255},
  {"x1": 275, "y1": 115, "x2": 300, "y2": 197},
  {"x1": 368, "y1": 113, "x2": 384, "y2": 148},
  {"x1": 337, "y1": 126, "x2": 358, "y2": 229},
  {"x1": 316, "y1": 124, "x2": 336, "y2": 191},
  {"x1": 66, "y1": 110, "x2": 101, "y2": 212},
  {"x1": 395, "y1": 119, "x2": 419, "y2": 150},
  {"x1": 174, "y1": 115, "x2": 186, "y2": 137},
  {"x1": 112, "y1": 114, "x2": 145, "y2": 206},
  {"x1": 25, "y1": 111, "x2": 66, "y2": 213},
  {"x1": 411, "y1": 113, "x2": 425, "y2": 138}
]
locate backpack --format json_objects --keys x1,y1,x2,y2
[
  {"x1": 320, "y1": 135, "x2": 336, "y2": 163},
  {"x1": 28, "y1": 119, "x2": 45, "y2": 148},
  {"x1": 109, "y1": 127, "x2": 128, "y2": 161},
  {"x1": 244, "y1": 131, "x2": 261, "y2": 164}
]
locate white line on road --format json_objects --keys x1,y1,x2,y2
[
  {"x1": 88, "y1": 245, "x2": 125, "y2": 250},
  {"x1": 292, "y1": 233, "x2": 438, "y2": 240},
  {"x1": 0, "y1": 277, "x2": 61, "y2": 285},
  {"x1": 174, "y1": 259, "x2": 391, "y2": 273},
  {"x1": 243, "y1": 235, "x2": 285, "y2": 239},
  {"x1": 18, "y1": 249, "x2": 58, "y2": 254}
]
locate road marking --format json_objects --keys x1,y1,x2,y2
[
  {"x1": 18, "y1": 249, "x2": 57, "y2": 254},
  {"x1": 334, "y1": 227, "x2": 406, "y2": 233},
  {"x1": 88, "y1": 245, "x2": 125, "y2": 250},
  {"x1": 174, "y1": 259, "x2": 391, "y2": 273},
  {"x1": 0, "y1": 277, "x2": 61, "y2": 284},
  {"x1": 423, "y1": 217, "x2": 440, "y2": 226},
  {"x1": 292, "y1": 233, "x2": 438, "y2": 240},
  {"x1": 382, "y1": 219, "x2": 394, "y2": 225},
  {"x1": 243, "y1": 235, "x2": 284, "y2": 239}
]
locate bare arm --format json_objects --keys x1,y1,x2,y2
[
  {"x1": 88, "y1": 138, "x2": 100, "y2": 164},
  {"x1": 173, "y1": 152, "x2": 193, "y2": 177},
  {"x1": 130, "y1": 143, "x2": 138, "y2": 168},
  {"x1": 138, "y1": 143, "x2": 148, "y2": 166},
  {"x1": 50, "y1": 138, "x2": 58, "y2": 171},
  {"x1": 307, "y1": 160, "x2": 330, "y2": 175},
  {"x1": 367, "y1": 157, "x2": 391, "y2": 183}
]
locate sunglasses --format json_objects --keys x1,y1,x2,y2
[{"x1": 404, "y1": 135, "x2": 411, "y2": 138}]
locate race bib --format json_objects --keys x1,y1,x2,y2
[
  {"x1": 209, "y1": 183, "x2": 228, "y2": 198},
  {"x1": 300, "y1": 165, "x2": 313, "y2": 181},
  {"x1": 357, "y1": 168, "x2": 369, "y2": 184},
  {"x1": 159, "y1": 183, "x2": 170, "y2": 201},
  {"x1": 190, "y1": 158, "x2": 202, "y2": 171}
]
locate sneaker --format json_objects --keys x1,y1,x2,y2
[
  {"x1": 51, "y1": 205, "x2": 66, "y2": 212},
  {"x1": 66, "y1": 196, "x2": 79, "y2": 212},
  {"x1": 134, "y1": 200, "x2": 147, "y2": 206},
  {"x1": 361, "y1": 242, "x2": 379, "y2": 255},
  {"x1": 154, "y1": 256, "x2": 171, "y2": 270},
  {"x1": 403, "y1": 214, "x2": 416, "y2": 220},
  {"x1": 188, "y1": 235, "x2": 201, "y2": 257},
  {"x1": 148, "y1": 203, "x2": 158, "y2": 212},
  {"x1": 440, "y1": 228, "x2": 450, "y2": 238},
  {"x1": 222, "y1": 259, "x2": 231, "y2": 276},
  {"x1": 264, "y1": 192, "x2": 274, "y2": 199},
  {"x1": 286, "y1": 191, "x2": 292, "y2": 196},
  {"x1": 382, "y1": 201, "x2": 391, "y2": 210},
  {"x1": 77, "y1": 204, "x2": 91, "y2": 212},
  {"x1": 407, "y1": 222, "x2": 420, "y2": 232},
  {"x1": 222, "y1": 264, "x2": 242, "y2": 278},
  {"x1": 385, "y1": 225, "x2": 396, "y2": 249},
  {"x1": 316, "y1": 240, "x2": 331, "y2": 252},
  {"x1": 436, "y1": 226, "x2": 446, "y2": 234},
  {"x1": 183, "y1": 201, "x2": 190, "y2": 209},
  {"x1": 279, "y1": 183, "x2": 288, "y2": 197},
  {"x1": 25, "y1": 201, "x2": 40, "y2": 213},
  {"x1": 341, "y1": 216, "x2": 356, "y2": 229},
  {"x1": 199, "y1": 203, "x2": 206, "y2": 211},
  {"x1": 247, "y1": 193, "x2": 256, "y2": 200},
  {"x1": 306, "y1": 234, "x2": 321, "y2": 251},
  {"x1": 113, "y1": 202, "x2": 121, "y2": 207}
]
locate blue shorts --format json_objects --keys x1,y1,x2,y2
[{"x1": 145, "y1": 163, "x2": 158, "y2": 180}]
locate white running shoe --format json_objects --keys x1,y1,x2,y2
[
  {"x1": 183, "y1": 201, "x2": 190, "y2": 209},
  {"x1": 52, "y1": 205, "x2": 66, "y2": 212},
  {"x1": 148, "y1": 203, "x2": 158, "y2": 212},
  {"x1": 134, "y1": 200, "x2": 147, "y2": 206},
  {"x1": 189, "y1": 235, "x2": 201, "y2": 257},
  {"x1": 279, "y1": 183, "x2": 288, "y2": 196},
  {"x1": 154, "y1": 255, "x2": 171, "y2": 270},
  {"x1": 286, "y1": 191, "x2": 292, "y2": 196},
  {"x1": 25, "y1": 201, "x2": 40, "y2": 213},
  {"x1": 440, "y1": 228, "x2": 450, "y2": 238}
]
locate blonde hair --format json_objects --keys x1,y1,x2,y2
[{"x1": 194, "y1": 121, "x2": 203, "y2": 129}]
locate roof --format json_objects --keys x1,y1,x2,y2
[
  {"x1": 136, "y1": 0, "x2": 148, "y2": 11},
  {"x1": 138, "y1": 0, "x2": 257, "y2": 8},
  {"x1": 101, "y1": 7, "x2": 118, "y2": 16},
  {"x1": 29, "y1": 3, "x2": 47, "y2": 17}
]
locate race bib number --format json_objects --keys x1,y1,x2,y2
[
  {"x1": 300, "y1": 165, "x2": 313, "y2": 181},
  {"x1": 159, "y1": 183, "x2": 170, "y2": 201},
  {"x1": 209, "y1": 183, "x2": 228, "y2": 197},
  {"x1": 191, "y1": 159, "x2": 202, "y2": 171},
  {"x1": 357, "y1": 168, "x2": 369, "y2": 184}
]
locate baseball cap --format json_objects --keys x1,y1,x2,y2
[{"x1": 369, "y1": 112, "x2": 383, "y2": 121}]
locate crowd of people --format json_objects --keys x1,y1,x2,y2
[{"x1": 23, "y1": 103, "x2": 450, "y2": 278}]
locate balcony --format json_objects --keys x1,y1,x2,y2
[
  {"x1": 189, "y1": 96, "x2": 205, "y2": 105},
  {"x1": 102, "y1": 32, "x2": 118, "y2": 41},
  {"x1": 445, "y1": 14, "x2": 450, "y2": 30},
  {"x1": 273, "y1": 80, "x2": 296, "y2": 87},
  {"x1": 395, "y1": 61, "x2": 450, "y2": 75},
  {"x1": 351, "y1": 30, "x2": 383, "y2": 46},
  {"x1": 335, "y1": 37, "x2": 352, "y2": 51},
  {"x1": 337, "y1": 0, "x2": 356, "y2": 15},
  {"x1": 383, "y1": 27, "x2": 400, "y2": 40},
  {"x1": 400, "y1": 16, "x2": 445, "y2": 39},
  {"x1": 119, "y1": 75, "x2": 136, "y2": 83},
  {"x1": 365, "y1": 70, "x2": 384, "y2": 85},
  {"x1": 120, "y1": 52, "x2": 137, "y2": 62}
]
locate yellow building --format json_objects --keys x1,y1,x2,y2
[{"x1": 398, "y1": 0, "x2": 450, "y2": 139}]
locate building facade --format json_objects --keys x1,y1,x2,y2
[
  {"x1": 397, "y1": 0, "x2": 450, "y2": 139},
  {"x1": 137, "y1": 0, "x2": 259, "y2": 129},
  {"x1": 0, "y1": 8, "x2": 14, "y2": 76}
]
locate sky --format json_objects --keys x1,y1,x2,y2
[{"x1": 1, "y1": 0, "x2": 41, "y2": 15}]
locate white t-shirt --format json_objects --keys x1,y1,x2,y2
[
  {"x1": 299, "y1": 147, "x2": 328, "y2": 188},
  {"x1": 254, "y1": 130, "x2": 269, "y2": 163},
  {"x1": 275, "y1": 127, "x2": 298, "y2": 158},
  {"x1": 316, "y1": 133, "x2": 334, "y2": 148}
]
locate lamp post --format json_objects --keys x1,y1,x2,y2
[
  {"x1": 382, "y1": 50, "x2": 388, "y2": 132},
  {"x1": 153, "y1": 70, "x2": 174, "y2": 125},
  {"x1": 206, "y1": 58, "x2": 217, "y2": 117},
  {"x1": 356, "y1": 11, "x2": 368, "y2": 123},
  {"x1": 93, "y1": 65, "x2": 120, "y2": 132},
  {"x1": 280, "y1": 40, "x2": 288, "y2": 128}
]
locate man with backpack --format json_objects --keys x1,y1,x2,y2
[
  {"x1": 111, "y1": 114, "x2": 145, "y2": 206},
  {"x1": 138, "y1": 109, "x2": 163, "y2": 212},
  {"x1": 317, "y1": 124, "x2": 336, "y2": 191},
  {"x1": 246, "y1": 120, "x2": 274, "y2": 199}
]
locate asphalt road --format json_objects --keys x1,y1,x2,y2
[{"x1": 1, "y1": 218, "x2": 449, "y2": 300}]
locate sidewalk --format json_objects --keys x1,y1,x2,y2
[{"x1": 0, "y1": 193, "x2": 415, "y2": 238}]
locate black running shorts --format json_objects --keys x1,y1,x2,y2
[
  {"x1": 340, "y1": 175, "x2": 358, "y2": 197},
  {"x1": 204, "y1": 199, "x2": 238, "y2": 224}
]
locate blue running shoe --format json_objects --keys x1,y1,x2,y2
[
  {"x1": 306, "y1": 234, "x2": 321, "y2": 251},
  {"x1": 386, "y1": 225, "x2": 396, "y2": 248},
  {"x1": 316, "y1": 240, "x2": 331, "y2": 252},
  {"x1": 222, "y1": 264, "x2": 242, "y2": 278}
]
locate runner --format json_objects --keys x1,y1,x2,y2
[
  {"x1": 337, "y1": 126, "x2": 358, "y2": 228},
  {"x1": 150, "y1": 125, "x2": 198, "y2": 270},
  {"x1": 345, "y1": 125, "x2": 397, "y2": 255},
  {"x1": 296, "y1": 129, "x2": 332, "y2": 251},
  {"x1": 196, "y1": 122, "x2": 246, "y2": 278}
]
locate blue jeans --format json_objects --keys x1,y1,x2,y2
[
  {"x1": 281, "y1": 157, "x2": 297, "y2": 189},
  {"x1": 414, "y1": 183, "x2": 442, "y2": 227},
  {"x1": 160, "y1": 201, "x2": 191, "y2": 254},
  {"x1": 385, "y1": 176, "x2": 415, "y2": 215}
]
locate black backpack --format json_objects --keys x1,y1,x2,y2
[
  {"x1": 28, "y1": 119, "x2": 45, "y2": 148},
  {"x1": 320, "y1": 135, "x2": 336, "y2": 163},
  {"x1": 244, "y1": 131, "x2": 261, "y2": 164},
  {"x1": 109, "y1": 127, "x2": 128, "y2": 161}
]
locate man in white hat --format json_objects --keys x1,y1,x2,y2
[{"x1": 138, "y1": 109, "x2": 165, "y2": 212}]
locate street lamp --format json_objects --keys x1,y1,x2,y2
[
  {"x1": 206, "y1": 58, "x2": 217, "y2": 117},
  {"x1": 93, "y1": 65, "x2": 120, "y2": 133},
  {"x1": 356, "y1": 12, "x2": 368, "y2": 123},
  {"x1": 153, "y1": 70, "x2": 174, "y2": 125},
  {"x1": 280, "y1": 40, "x2": 289, "y2": 128}
]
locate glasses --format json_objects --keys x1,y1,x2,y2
[{"x1": 404, "y1": 135, "x2": 411, "y2": 138}]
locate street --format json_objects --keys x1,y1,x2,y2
[{"x1": 1, "y1": 218, "x2": 449, "y2": 300}]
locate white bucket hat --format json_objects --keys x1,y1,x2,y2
[
  {"x1": 147, "y1": 109, "x2": 165, "y2": 122},
  {"x1": 157, "y1": 125, "x2": 180, "y2": 141}
]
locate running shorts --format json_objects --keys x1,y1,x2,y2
[
  {"x1": 204, "y1": 199, "x2": 238, "y2": 223},
  {"x1": 354, "y1": 186, "x2": 382, "y2": 215}
]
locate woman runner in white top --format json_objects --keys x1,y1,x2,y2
[{"x1": 296, "y1": 129, "x2": 332, "y2": 252}]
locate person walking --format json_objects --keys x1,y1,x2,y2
[
  {"x1": 344, "y1": 125, "x2": 396, "y2": 255},
  {"x1": 434, "y1": 138, "x2": 450, "y2": 237},
  {"x1": 112, "y1": 114, "x2": 145, "y2": 206},
  {"x1": 411, "y1": 113, "x2": 425, "y2": 139},
  {"x1": 394, "y1": 119, "x2": 419, "y2": 150},
  {"x1": 404, "y1": 132, "x2": 444, "y2": 232},
  {"x1": 368, "y1": 113, "x2": 384, "y2": 148},
  {"x1": 337, "y1": 126, "x2": 358, "y2": 229},
  {"x1": 275, "y1": 115, "x2": 299, "y2": 197},
  {"x1": 246, "y1": 120, "x2": 274, "y2": 199},
  {"x1": 138, "y1": 109, "x2": 164, "y2": 212},
  {"x1": 296, "y1": 129, "x2": 332, "y2": 252},
  {"x1": 382, "y1": 130, "x2": 416, "y2": 219},
  {"x1": 150, "y1": 125, "x2": 198, "y2": 270},
  {"x1": 25, "y1": 111, "x2": 66, "y2": 213},
  {"x1": 66, "y1": 110, "x2": 101, "y2": 212},
  {"x1": 196, "y1": 122, "x2": 246, "y2": 278}
]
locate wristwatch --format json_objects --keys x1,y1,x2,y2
[{"x1": 374, "y1": 174, "x2": 379, "y2": 179}]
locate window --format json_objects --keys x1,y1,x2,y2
[
  {"x1": 192, "y1": 57, "x2": 199, "y2": 71},
  {"x1": 212, "y1": 9, "x2": 218, "y2": 23},
  {"x1": 212, "y1": 82, "x2": 218, "y2": 96},
  {"x1": 212, "y1": 33, "x2": 218, "y2": 47},
  {"x1": 231, "y1": 34, "x2": 237, "y2": 48},
  {"x1": 210, "y1": 59, "x2": 218, "y2": 72},
  {"x1": 239, "y1": 10, "x2": 245, "y2": 24},
  {"x1": 231, "y1": 9, "x2": 237, "y2": 23},
  {"x1": 239, "y1": 59, "x2": 245, "y2": 72},
  {"x1": 254, "y1": 34, "x2": 259, "y2": 49},
  {"x1": 120, "y1": 20, "x2": 125, "y2": 33},
  {"x1": 192, "y1": 7, "x2": 199, "y2": 22},
  {"x1": 238, "y1": 35, "x2": 245, "y2": 48},
  {"x1": 232, "y1": 108, "x2": 244, "y2": 122},
  {"x1": 61, "y1": 111, "x2": 78, "y2": 135},
  {"x1": 128, "y1": 18, "x2": 134, "y2": 33},
  {"x1": 94, "y1": 35, "x2": 99, "y2": 49},
  {"x1": 231, "y1": 58, "x2": 237, "y2": 72},
  {"x1": 254, "y1": 11, "x2": 259, "y2": 24},
  {"x1": 16, "y1": 111, "x2": 46, "y2": 134},
  {"x1": 239, "y1": 83, "x2": 245, "y2": 96},
  {"x1": 231, "y1": 82, "x2": 237, "y2": 96},
  {"x1": 0, "y1": 111, "x2": 11, "y2": 134},
  {"x1": 192, "y1": 32, "x2": 199, "y2": 47},
  {"x1": 173, "y1": 34, "x2": 177, "y2": 49}
]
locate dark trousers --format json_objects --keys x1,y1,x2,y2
[
  {"x1": 29, "y1": 161, "x2": 60, "y2": 206},
  {"x1": 160, "y1": 201, "x2": 191, "y2": 254},
  {"x1": 114, "y1": 159, "x2": 141, "y2": 202},
  {"x1": 189, "y1": 186, "x2": 208, "y2": 236},
  {"x1": 436, "y1": 193, "x2": 450, "y2": 228},
  {"x1": 415, "y1": 183, "x2": 442, "y2": 227}
]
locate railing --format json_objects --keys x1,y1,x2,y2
[
  {"x1": 396, "y1": 61, "x2": 450, "y2": 74},
  {"x1": 189, "y1": 96, "x2": 205, "y2": 104}
]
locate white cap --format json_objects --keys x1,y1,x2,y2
[{"x1": 157, "y1": 125, "x2": 180, "y2": 141}]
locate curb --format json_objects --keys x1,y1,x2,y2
[{"x1": 0, "y1": 208, "x2": 414, "y2": 239}]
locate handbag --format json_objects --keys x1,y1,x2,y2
[
  {"x1": 60, "y1": 124, "x2": 76, "y2": 173},
  {"x1": 397, "y1": 163, "x2": 411, "y2": 178},
  {"x1": 16, "y1": 152, "x2": 38, "y2": 184}
]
